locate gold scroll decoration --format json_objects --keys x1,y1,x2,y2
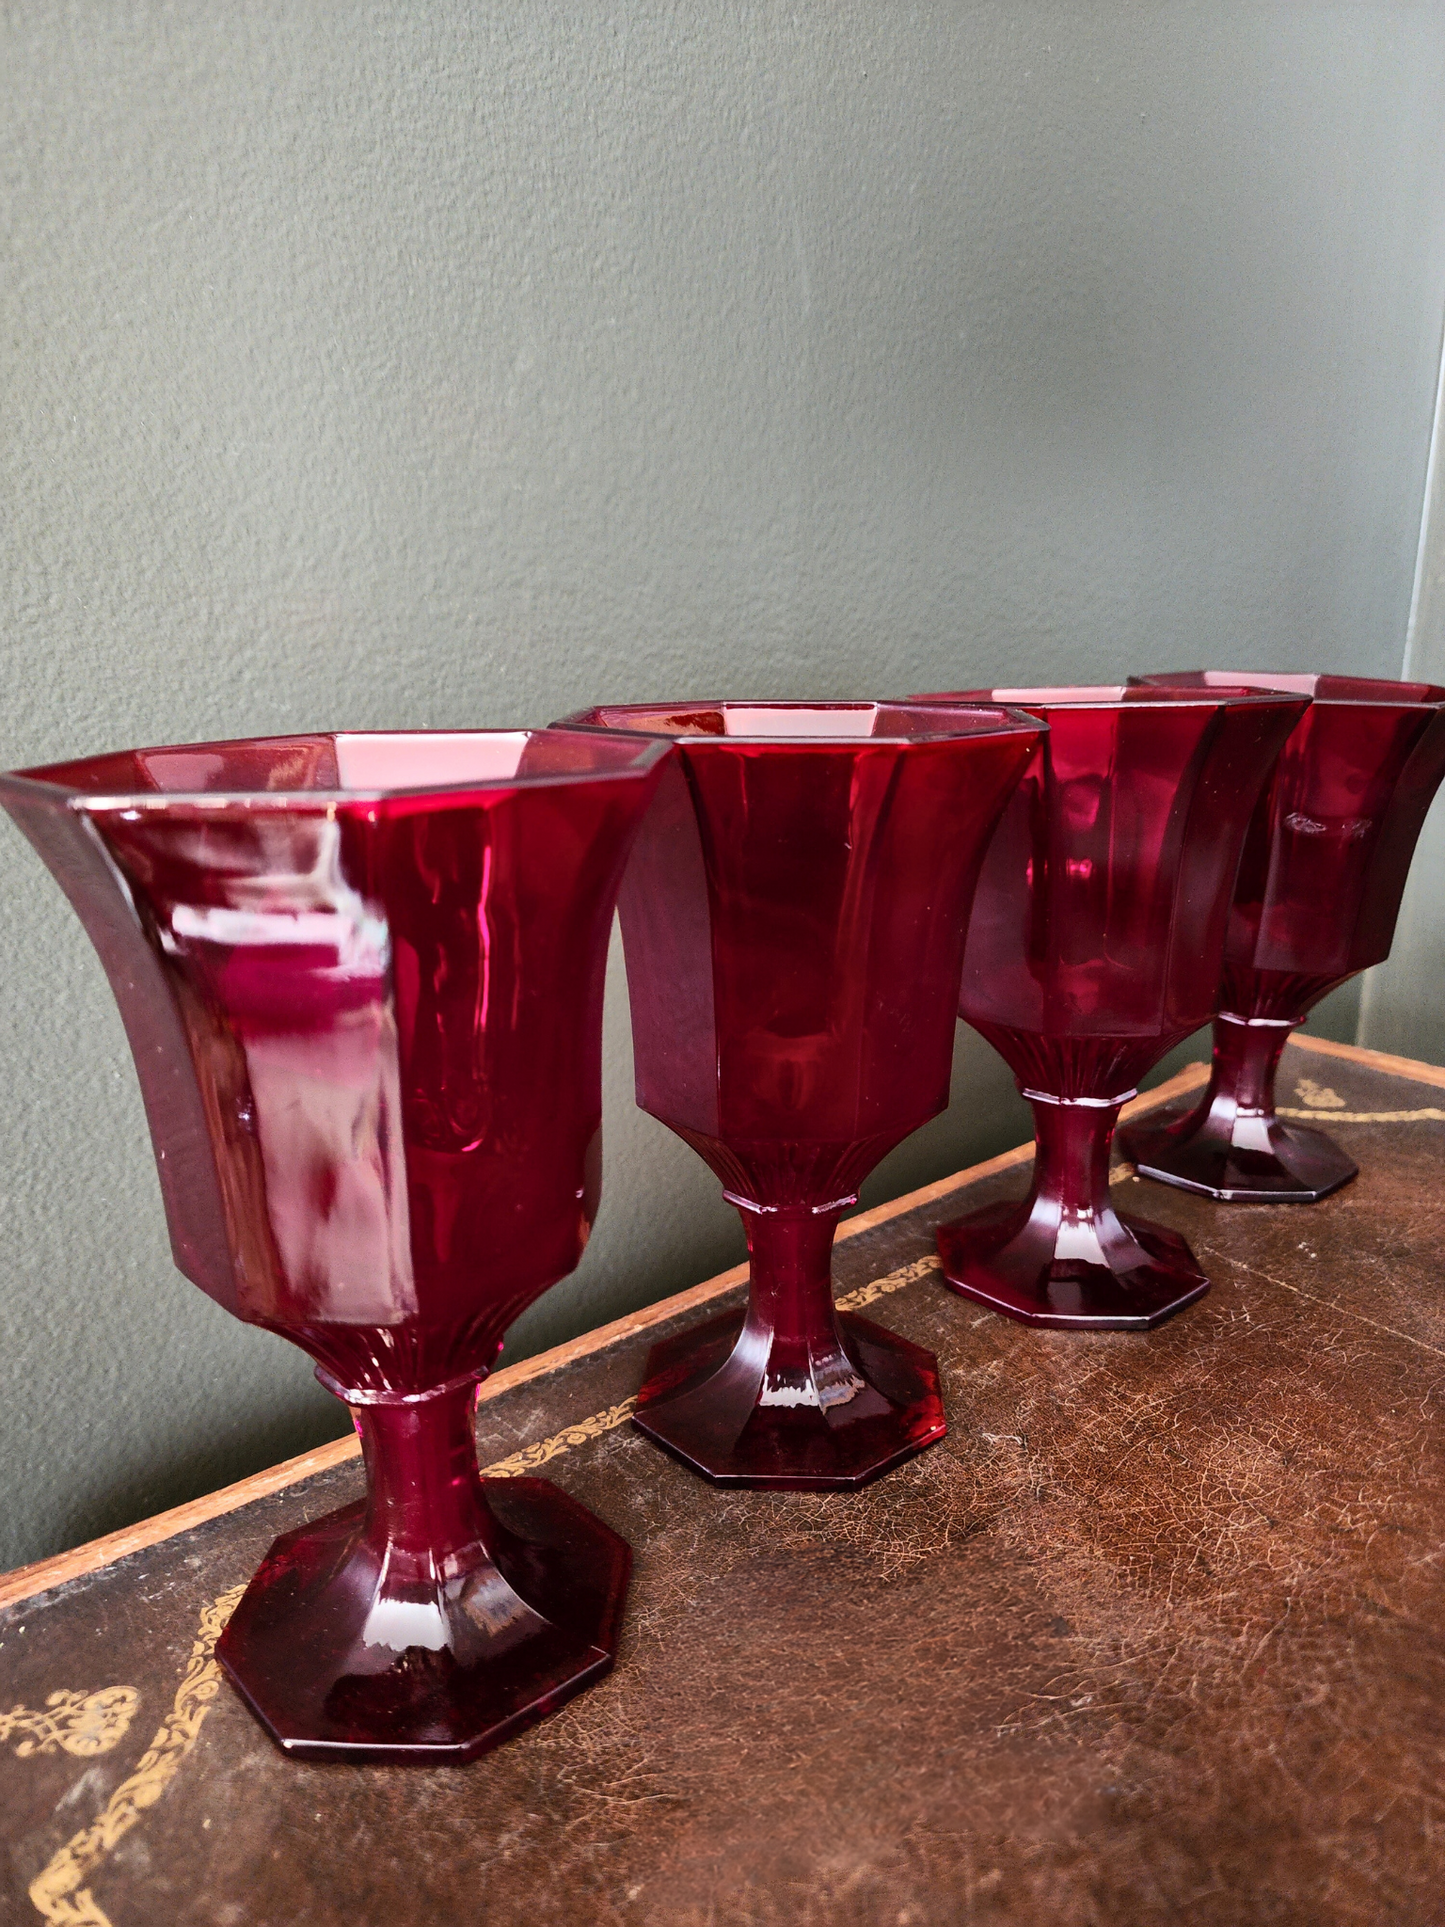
[
  {"x1": 1277, "y1": 1077, "x2": 1445, "y2": 1124},
  {"x1": 28, "y1": 1585, "x2": 244, "y2": 1927},
  {"x1": 1, "y1": 1691, "x2": 137, "y2": 1761}
]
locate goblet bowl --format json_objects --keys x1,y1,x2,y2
[
  {"x1": 557, "y1": 700, "x2": 1042, "y2": 1486},
  {"x1": 1121, "y1": 672, "x2": 1445, "y2": 1201},
  {"x1": 908, "y1": 684, "x2": 1305, "y2": 1329},
  {"x1": 0, "y1": 727, "x2": 667, "y2": 1761}
]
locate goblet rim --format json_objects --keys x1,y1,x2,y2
[
  {"x1": 908, "y1": 683, "x2": 1310, "y2": 713},
  {"x1": 551, "y1": 697, "x2": 1043, "y2": 747},
  {"x1": 1, "y1": 726, "x2": 672, "y2": 811},
  {"x1": 1126, "y1": 669, "x2": 1445, "y2": 710}
]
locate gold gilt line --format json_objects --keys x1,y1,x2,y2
[
  {"x1": 1, "y1": 1690, "x2": 137, "y2": 1761},
  {"x1": 837, "y1": 1252, "x2": 940, "y2": 1310},
  {"x1": 28, "y1": 1584, "x2": 245, "y2": 1927},
  {"x1": 482, "y1": 1400, "x2": 640, "y2": 1478},
  {"x1": 1277, "y1": 1107, "x2": 1445, "y2": 1124}
]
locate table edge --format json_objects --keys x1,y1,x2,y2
[{"x1": 1286, "y1": 1029, "x2": 1445, "y2": 1089}]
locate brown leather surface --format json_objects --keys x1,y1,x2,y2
[{"x1": 3, "y1": 1040, "x2": 1444, "y2": 1925}]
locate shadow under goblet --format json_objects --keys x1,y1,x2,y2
[
  {"x1": 1120, "y1": 671, "x2": 1445, "y2": 1202},
  {"x1": 910, "y1": 684, "x2": 1305, "y2": 1330},
  {"x1": 557, "y1": 700, "x2": 1041, "y2": 1487},
  {"x1": 0, "y1": 727, "x2": 666, "y2": 1762}
]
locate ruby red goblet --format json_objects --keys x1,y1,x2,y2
[
  {"x1": 1119, "y1": 671, "x2": 1445, "y2": 1201},
  {"x1": 909, "y1": 685, "x2": 1306, "y2": 1331},
  {"x1": 555, "y1": 700, "x2": 1041, "y2": 1488},
  {"x1": 0, "y1": 727, "x2": 668, "y2": 1762}
]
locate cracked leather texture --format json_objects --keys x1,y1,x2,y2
[{"x1": 2, "y1": 1041, "x2": 1444, "y2": 1926}]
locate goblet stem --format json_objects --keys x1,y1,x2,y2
[
  {"x1": 1212, "y1": 1011, "x2": 1292, "y2": 1119},
  {"x1": 1028, "y1": 1093, "x2": 1122, "y2": 1253},
  {"x1": 215, "y1": 1372, "x2": 630, "y2": 1762},
  {"x1": 936, "y1": 1089, "x2": 1210, "y2": 1331},
  {"x1": 737, "y1": 1203, "x2": 862, "y2": 1408},
  {"x1": 1121, "y1": 1013, "x2": 1359, "y2": 1203},
  {"x1": 632, "y1": 1195, "x2": 946, "y2": 1489},
  {"x1": 350, "y1": 1380, "x2": 498, "y2": 1635}
]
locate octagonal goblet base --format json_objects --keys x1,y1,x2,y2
[
  {"x1": 1123, "y1": 1106, "x2": 1358, "y2": 1204},
  {"x1": 1119, "y1": 1017, "x2": 1359, "y2": 1204},
  {"x1": 936, "y1": 1196, "x2": 1210, "y2": 1332},
  {"x1": 216, "y1": 1475, "x2": 629, "y2": 1764},
  {"x1": 632, "y1": 1308, "x2": 946, "y2": 1490}
]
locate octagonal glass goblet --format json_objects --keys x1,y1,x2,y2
[
  {"x1": 1119, "y1": 671, "x2": 1445, "y2": 1201},
  {"x1": 908, "y1": 685, "x2": 1305, "y2": 1330},
  {"x1": 555, "y1": 700, "x2": 1041, "y2": 1488},
  {"x1": 0, "y1": 727, "x2": 668, "y2": 1763}
]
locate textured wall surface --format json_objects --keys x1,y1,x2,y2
[{"x1": 3, "y1": 2, "x2": 1444, "y2": 1568}]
